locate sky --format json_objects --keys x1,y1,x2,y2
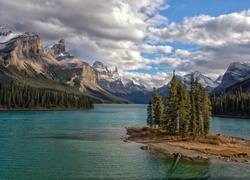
[{"x1": 1, "y1": 0, "x2": 250, "y2": 89}]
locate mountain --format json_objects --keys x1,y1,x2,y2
[
  {"x1": 157, "y1": 71, "x2": 219, "y2": 97},
  {"x1": 213, "y1": 62, "x2": 250, "y2": 95},
  {"x1": 46, "y1": 40, "x2": 130, "y2": 103},
  {"x1": 93, "y1": 61, "x2": 151, "y2": 103},
  {"x1": 0, "y1": 27, "x2": 129, "y2": 103},
  {"x1": 0, "y1": 27, "x2": 75, "y2": 86},
  {"x1": 46, "y1": 39, "x2": 99, "y2": 91},
  {"x1": 224, "y1": 78, "x2": 250, "y2": 94}
]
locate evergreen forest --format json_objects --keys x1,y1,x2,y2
[
  {"x1": 147, "y1": 71, "x2": 212, "y2": 138},
  {"x1": 211, "y1": 87, "x2": 250, "y2": 117},
  {"x1": 0, "y1": 81, "x2": 94, "y2": 109}
]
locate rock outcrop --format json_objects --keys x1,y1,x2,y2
[
  {"x1": 93, "y1": 61, "x2": 150, "y2": 103},
  {"x1": 213, "y1": 62, "x2": 250, "y2": 94},
  {"x1": 0, "y1": 29, "x2": 73, "y2": 84},
  {"x1": 47, "y1": 39, "x2": 100, "y2": 91}
]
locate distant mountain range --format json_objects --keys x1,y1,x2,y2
[
  {"x1": 213, "y1": 62, "x2": 250, "y2": 95},
  {"x1": 0, "y1": 27, "x2": 128, "y2": 103},
  {"x1": 156, "y1": 71, "x2": 221, "y2": 97},
  {"x1": 92, "y1": 61, "x2": 151, "y2": 103},
  {"x1": 1, "y1": 26, "x2": 250, "y2": 103}
]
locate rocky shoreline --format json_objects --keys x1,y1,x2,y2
[{"x1": 124, "y1": 126, "x2": 250, "y2": 164}]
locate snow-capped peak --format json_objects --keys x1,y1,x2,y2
[
  {"x1": 0, "y1": 27, "x2": 22, "y2": 44},
  {"x1": 0, "y1": 27, "x2": 12, "y2": 36},
  {"x1": 93, "y1": 61, "x2": 147, "y2": 93},
  {"x1": 46, "y1": 39, "x2": 70, "y2": 59},
  {"x1": 93, "y1": 61, "x2": 110, "y2": 73},
  {"x1": 227, "y1": 61, "x2": 250, "y2": 74},
  {"x1": 131, "y1": 77, "x2": 144, "y2": 87},
  {"x1": 215, "y1": 75, "x2": 223, "y2": 84},
  {"x1": 183, "y1": 71, "x2": 218, "y2": 88}
]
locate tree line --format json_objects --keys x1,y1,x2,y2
[
  {"x1": 0, "y1": 81, "x2": 94, "y2": 109},
  {"x1": 211, "y1": 87, "x2": 250, "y2": 117},
  {"x1": 147, "y1": 71, "x2": 212, "y2": 138}
]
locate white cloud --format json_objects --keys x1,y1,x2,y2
[
  {"x1": 1, "y1": 1, "x2": 250, "y2": 88},
  {"x1": 121, "y1": 71, "x2": 171, "y2": 89},
  {"x1": 0, "y1": 0, "x2": 168, "y2": 71},
  {"x1": 149, "y1": 10, "x2": 250, "y2": 47},
  {"x1": 175, "y1": 49, "x2": 190, "y2": 57},
  {"x1": 139, "y1": 44, "x2": 172, "y2": 54}
]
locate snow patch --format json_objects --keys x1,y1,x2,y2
[{"x1": 0, "y1": 32, "x2": 22, "y2": 43}]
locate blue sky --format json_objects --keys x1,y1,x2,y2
[
  {"x1": 164, "y1": 0, "x2": 250, "y2": 22},
  {"x1": 1, "y1": 0, "x2": 250, "y2": 88}
]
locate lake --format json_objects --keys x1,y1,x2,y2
[{"x1": 0, "y1": 104, "x2": 249, "y2": 179}]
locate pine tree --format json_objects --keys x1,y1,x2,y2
[
  {"x1": 163, "y1": 70, "x2": 179, "y2": 134},
  {"x1": 152, "y1": 88, "x2": 163, "y2": 128},
  {"x1": 195, "y1": 82, "x2": 203, "y2": 136},
  {"x1": 202, "y1": 89, "x2": 212, "y2": 137},
  {"x1": 189, "y1": 73, "x2": 197, "y2": 138},
  {"x1": 147, "y1": 100, "x2": 154, "y2": 128},
  {"x1": 178, "y1": 82, "x2": 191, "y2": 137}
]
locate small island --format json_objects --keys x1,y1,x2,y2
[
  {"x1": 125, "y1": 72, "x2": 250, "y2": 164},
  {"x1": 125, "y1": 126, "x2": 250, "y2": 163}
]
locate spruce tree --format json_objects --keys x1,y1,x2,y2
[
  {"x1": 147, "y1": 100, "x2": 154, "y2": 128},
  {"x1": 195, "y1": 81, "x2": 203, "y2": 136},
  {"x1": 202, "y1": 88, "x2": 211, "y2": 137},
  {"x1": 178, "y1": 82, "x2": 191, "y2": 137},
  {"x1": 163, "y1": 70, "x2": 179, "y2": 134},
  {"x1": 152, "y1": 88, "x2": 163, "y2": 128},
  {"x1": 189, "y1": 73, "x2": 197, "y2": 138}
]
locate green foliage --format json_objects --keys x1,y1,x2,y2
[
  {"x1": 146, "y1": 72, "x2": 212, "y2": 139},
  {"x1": 0, "y1": 81, "x2": 94, "y2": 110},
  {"x1": 202, "y1": 89, "x2": 212, "y2": 137},
  {"x1": 163, "y1": 70, "x2": 179, "y2": 134},
  {"x1": 189, "y1": 73, "x2": 197, "y2": 137},
  {"x1": 178, "y1": 82, "x2": 191, "y2": 137},
  {"x1": 211, "y1": 86, "x2": 250, "y2": 117},
  {"x1": 152, "y1": 88, "x2": 163, "y2": 128},
  {"x1": 146, "y1": 100, "x2": 153, "y2": 127}
]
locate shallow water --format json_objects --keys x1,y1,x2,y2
[{"x1": 0, "y1": 104, "x2": 249, "y2": 179}]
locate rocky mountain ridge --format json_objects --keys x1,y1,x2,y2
[
  {"x1": 2, "y1": 26, "x2": 250, "y2": 103},
  {"x1": 0, "y1": 27, "x2": 129, "y2": 103},
  {"x1": 213, "y1": 62, "x2": 250, "y2": 94},
  {"x1": 0, "y1": 28, "x2": 70, "y2": 82},
  {"x1": 92, "y1": 61, "x2": 150, "y2": 103},
  {"x1": 93, "y1": 61, "x2": 147, "y2": 94},
  {"x1": 157, "y1": 71, "x2": 221, "y2": 97}
]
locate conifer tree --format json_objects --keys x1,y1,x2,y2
[
  {"x1": 195, "y1": 81, "x2": 203, "y2": 136},
  {"x1": 163, "y1": 70, "x2": 179, "y2": 134},
  {"x1": 189, "y1": 73, "x2": 197, "y2": 138},
  {"x1": 178, "y1": 82, "x2": 191, "y2": 137},
  {"x1": 147, "y1": 100, "x2": 153, "y2": 128},
  {"x1": 152, "y1": 88, "x2": 163, "y2": 128},
  {"x1": 202, "y1": 88, "x2": 211, "y2": 137}
]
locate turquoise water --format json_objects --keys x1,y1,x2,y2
[{"x1": 0, "y1": 104, "x2": 249, "y2": 179}]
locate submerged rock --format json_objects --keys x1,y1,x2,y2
[{"x1": 140, "y1": 146, "x2": 149, "y2": 150}]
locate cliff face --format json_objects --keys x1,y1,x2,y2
[
  {"x1": 93, "y1": 61, "x2": 147, "y2": 94},
  {"x1": 0, "y1": 28, "x2": 129, "y2": 103},
  {"x1": 0, "y1": 32, "x2": 72, "y2": 81},
  {"x1": 47, "y1": 39, "x2": 99, "y2": 91}
]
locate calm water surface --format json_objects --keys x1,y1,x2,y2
[{"x1": 0, "y1": 104, "x2": 249, "y2": 179}]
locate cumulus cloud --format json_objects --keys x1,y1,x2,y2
[
  {"x1": 0, "y1": 0, "x2": 169, "y2": 71},
  {"x1": 175, "y1": 49, "x2": 190, "y2": 57},
  {"x1": 148, "y1": 9, "x2": 250, "y2": 81},
  {"x1": 121, "y1": 71, "x2": 171, "y2": 89},
  {"x1": 149, "y1": 10, "x2": 250, "y2": 47},
  {"x1": 1, "y1": 0, "x2": 250, "y2": 88},
  {"x1": 139, "y1": 44, "x2": 172, "y2": 54}
]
